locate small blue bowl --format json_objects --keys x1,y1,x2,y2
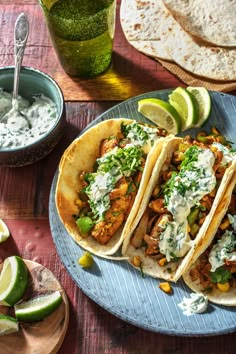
[{"x1": 0, "y1": 66, "x2": 65, "y2": 167}]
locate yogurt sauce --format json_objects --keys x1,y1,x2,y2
[
  {"x1": 0, "y1": 88, "x2": 57, "y2": 149},
  {"x1": 178, "y1": 293, "x2": 208, "y2": 316}
]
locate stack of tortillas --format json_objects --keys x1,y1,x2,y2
[{"x1": 120, "y1": 0, "x2": 236, "y2": 92}]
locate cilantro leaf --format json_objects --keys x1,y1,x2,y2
[{"x1": 210, "y1": 267, "x2": 232, "y2": 284}]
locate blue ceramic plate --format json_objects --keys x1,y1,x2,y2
[{"x1": 49, "y1": 89, "x2": 236, "y2": 336}]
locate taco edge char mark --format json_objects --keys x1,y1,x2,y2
[
  {"x1": 55, "y1": 118, "x2": 169, "y2": 258},
  {"x1": 122, "y1": 128, "x2": 236, "y2": 281},
  {"x1": 182, "y1": 171, "x2": 236, "y2": 306}
]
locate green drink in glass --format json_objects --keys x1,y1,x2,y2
[{"x1": 39, "y1": 0, "x2": 116, "y2": 77}]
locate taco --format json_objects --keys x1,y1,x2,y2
[
  {"x1": 183, "y1": 171, "x2": 236, "y2": 306},
  {"x1": 122, "y1": 128, "x2": 236, "y2": 281},
  {"x1": 55, "y1": 118, "x2": 168, "y2": 258}
]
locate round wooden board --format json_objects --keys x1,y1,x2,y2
[{"x1": 0, "y1": 259, "x2": 69, "y2": 354}]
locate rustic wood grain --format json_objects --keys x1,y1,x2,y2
[
  {"x1": 0, "y1": 1, "x2": 182, "y2": 101},
  {"x1": 1, "y1": 2, "x2": 236, "y2": 354}
]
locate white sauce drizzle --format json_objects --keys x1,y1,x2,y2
[
  {"x1": 159, "y1": 148, "x2": 216, "y2": 261},
  {"x1": 209, "y1": 214, "x2": 236, "y2": 272},
  {"x1": 212, "y1": 142, "x2": 236, "y2": 166}
]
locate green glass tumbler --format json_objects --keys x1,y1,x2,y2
[{"x1": 39, "y1": 0, "x2": 116, "y2": 77}]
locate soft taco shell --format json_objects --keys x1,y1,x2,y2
[
  {"x1": 160, "y1": 12, "x2": 236, "y2": 81},
  {"x1": 122, "y1": 137, "x2": 236, "y2": 281},
  {"x1": 55, "y1": 118, "x2": 167, "y2": 258},
  {"x1": 162, "y1": 0, "x2": 236, "y2": 47},
  {"x1": 120, "y1": 0, "x2": 172, "y2": 61},
  {"x1": 183, "y1": 169, "x2": 236, "y2": 306}
]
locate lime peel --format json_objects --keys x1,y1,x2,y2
[
  {"x1": 0, "y1": 314, "x2": 19, "y2": 336},
  {"x1": 0, "y1": 256, "x2": 28, "y2": 306},
  {"x1": 187, "y1": 86, "x2": 211, "y2": 127},
  {"x1": 14, "y1": 290, "x2": 62, "y2": 322},
  {"x1": 138, "y1": 98, "x2": 182, "y2": 135},
  {"x1": 168, "y1": 87, "x2": 199, "y2": 130}
]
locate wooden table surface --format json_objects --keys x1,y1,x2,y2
[{"x1": 0, "y1": 1, "x2": 235, "y2": 353}]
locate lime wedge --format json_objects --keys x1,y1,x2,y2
[
  {"x1": 14, "y1": 291, "x2": 62, "y2": 322},
  {"x1": 187, "y1": 87, "x2": 211, "y2": 127},
  {"x1": 138, "y1": 98, "x2": 182, "y2": 134},
  {"x1": 0, "y1": 219, "x2": 10, "y2": 243},
  {"x1": 0, "y1": 256, "x2": 28, "y2": 306},
  {"x1": 168, "y1": 87, "x2": 199, "y2": 130},
  {"x1": 0, "y1": 314, "x2": 19, "y2": 336}
]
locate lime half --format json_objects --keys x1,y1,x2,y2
[
  {"x1": 0, "y1": 256, "x2": 28, "y2": 306},
  {"x1": 0, "y1": 314, "x2": 19, "y2": 336},
  {"x1": 138, "y1": 98, "x2": 182, "y2": 134},
  {"x1": 187, "y1": 87, "x2": 211, "y2": 127},
  {"x1": 168, "y1": 87, "x2": 199, "y2": 130},
  {"x1": 0, "y1": 219, "x2": 10, "y2": 243},
  {"x1": 14, "y1": 291, "x2": 62, "y2": 322}
]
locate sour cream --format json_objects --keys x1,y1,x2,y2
[
  {"x1": 0, "y1": 88, "x2": 57, "y2": 149},
  {"x1": 178, "y1": 293, "x2": 208, "y2": 316}
]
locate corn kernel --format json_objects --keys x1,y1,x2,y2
[
  {"x1": 210, "y1": 146, "x2": 217, "y2": 153},
  {"x1": 158, "y1": 257, "x2": 167, "y2": 267},
  {"x1": 131, "y1": 255, "x2": 142, "y2": 267},
  {"x1": 159, "y1": 282, "x2": 173, "y2": 294},
  {"x1": 217, "y1": 282, "x2": 230, "y2": 292},
  {"x1": 219, "y1": 218, "x2": 230, "y2": 231}
]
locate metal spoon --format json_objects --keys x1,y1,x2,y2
[{"x1": 0, "y1": 13, "x2": 29, "y2": 126}]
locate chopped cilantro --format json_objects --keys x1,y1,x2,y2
[
  {"x1": 180, "y1": 145, "x2": 202, "y2": 171},
  {"x1": 126, "y1": 181, "x2": 136, "y2": 195},
  {"x1": 210, "y1": 266, "x2": 232, "y2": 284},
  {"x1": 98, "y1": 145, "x2": 144, "y2": 177},
  {"x1": 163, "y1": 145, "x2": 203, "y2": 205},
  {"x1": 121, "y1": 122, "x2": 149, "y2": 143},
  {"x1": 121, "y1": 121, "x2": 158, "y2": 147}
]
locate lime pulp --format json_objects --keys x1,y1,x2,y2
[
  {"x1": 0, "y1": 256, "x2": 28, "y2": 306},
  {"x1": 0, "y1": 219, "x2": 10, "y2": 243},
  {"x1": 0, "y1": 314, "x2": 19, "y2": 336},
  {"x1": 138, "y1": 98, "x2": 182, "y2": 134}
]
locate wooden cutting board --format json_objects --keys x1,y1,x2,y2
[{"x1": 0, "y1": 259, "x2": 69, "y2": 354}]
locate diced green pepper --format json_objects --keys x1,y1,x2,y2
[
  {"x1": 196, "y1": 133, "x2": 208, "y2": 143},
  {"x1": 187, "y1": 207, "x2": 200, "y2": 226},
  {"x1": 190, "y1": 223, "x2": 200, "y2": 238},
  {"x1": 76, "y1": 216, "x2": 94, "y2": 234}
]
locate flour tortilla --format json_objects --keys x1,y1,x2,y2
[
  {"x1": 55, "y1": 119, "x2": 168, "y2": 258},
  {"x1": 162, "y1": 0, "x2": 236, "y2": 47},
  {"x1": 160, "y1": 13, "x2": 236, "y2": 81},
  {"x1": 120, "y1": 0, "x2": 172, "y2": 61},
  {"x1": 122, "y1": 137, "x2": 236, "y2": 281},
  {"x1": 183, "y1": 169, "x2": 236, "y2": 306}
]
